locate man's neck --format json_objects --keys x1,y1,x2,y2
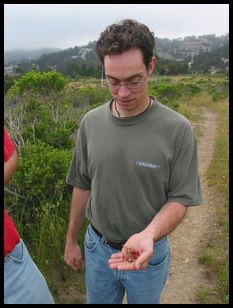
[{"x1": 112, "y1": 97, "x2": 152, "y2": 118}]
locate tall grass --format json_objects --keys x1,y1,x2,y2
[{"x1": 15, "y1": 198, "x2": 88, "y2": 303}]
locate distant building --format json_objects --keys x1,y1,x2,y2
[{"x1": 4, "y1": 64, "x2": 19, "y2": 76}]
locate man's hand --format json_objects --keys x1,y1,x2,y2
[
  {"x1": 64, "y1": 240, "x2": 83, "y2": 270},
  {"x1": 108, "y1": 232, "x2": 154, "y2": 271}
]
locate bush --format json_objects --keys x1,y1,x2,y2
[
  {"x1": 66, "y1": 85, "x2": 110, "y2": 108},
  {"x1": 183, "y1": 83, "x2": 201, "y2": 96},
  {"x1": 149, "y1": 82, "x2": 182, "y2": 100},
  {"x1": 159, "y1": 97, "x2": 180, "y2": 110},
  {"x1": 7, "y1": 141, "x2": 72, "y2": 217},
  {"x1": 8, "y1": 71, "x2": 66, "y2": 97},
  {"x1": 5, "y1": 96, "x2": 77, "y2": 150},
  {"x1": 212, "y1": 82, "x2": 229, "y2": 101}
]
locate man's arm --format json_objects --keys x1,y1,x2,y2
[
  {"x1": 109, "y1": 201, "x2": 187, "y2": 270},
  {"x1": 4, "y1": 149, "x2": 18, "y2": 185},
  {"x1": 142, "y1": 201, "x2": 188, "y2": 242},
  {"x1": 64, "y1": 187, "x2": 91, "y2": 270}
]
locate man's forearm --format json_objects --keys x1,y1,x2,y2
[
  {"x1": 66, "y1": 187, "x2": 91, "y2": 243},
  {"x1": 142, "y1": 201, "x2": 188, "y2": 242}
]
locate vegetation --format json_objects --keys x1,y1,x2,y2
[
  {"x1": 195, "y1": 96, "x2": 229, "y2": 304},
  {"x1": 4, "y1": 71, "x2": 228, "y2": 303},
  {"x1": 4, "y1": 33, "x2": 228, "y2": 78}
]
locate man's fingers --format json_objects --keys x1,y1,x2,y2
[
  {"x1": 110, "y1": 261, "x2": 136, "y2": 271},
  {"x1": 65, "y1": 257, "x2": 82, "y2": 270},
  {"x1": 108, "y1": 248, "x2": 152, "y2": 271},
  {"x1": 108, "y1": 255, "x2": 124, "y2": 267},
  {"x1": 109, "y1": 252, "x2": 123, "y2": 259}
]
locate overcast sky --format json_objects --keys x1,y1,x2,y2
[{"x1": 4, "y1": 4, "x2": 229, "y2": 51}]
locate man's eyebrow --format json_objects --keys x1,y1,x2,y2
[{"x1": 106, "y1": 73, "x2": 144, "y2": 81}]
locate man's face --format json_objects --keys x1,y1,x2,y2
[{"x1": 104, "y1": 48, "x2": 154, "y2": 113}]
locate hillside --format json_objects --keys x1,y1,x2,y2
[
  {"x1": 4, "y1": 33, "x2": 229, "y2": 76},
  {"x1": 4, "y1": 48, "x2": 62, "y2": 63}
]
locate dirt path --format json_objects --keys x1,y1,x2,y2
[{"x1": 160, "y1": 107, "x2": 219, "y2": 304}]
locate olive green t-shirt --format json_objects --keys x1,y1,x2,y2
[{"x1": 66, "y1": 97, "x2": 202, "y2": 242}]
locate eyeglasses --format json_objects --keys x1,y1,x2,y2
[{"x1": 102, "y1": 77, "x2": 147, "y2": 91}]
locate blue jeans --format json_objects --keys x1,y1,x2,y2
[
  {"x1": 84, "y1": 224, "x2": 170, "y2": 304},
  {"x1": 4, "y1": 239, "x2": 55, "y2": 304}
]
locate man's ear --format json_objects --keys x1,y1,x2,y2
[{"x1": 148, "y1": 57, "x2": 157, "y2": 76}]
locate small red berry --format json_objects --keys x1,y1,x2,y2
[{"x1": 123, "y1": 247, "x2": 140, "y2": 262}]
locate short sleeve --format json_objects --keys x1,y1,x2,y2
[
  {"x1": 66, "y1": 120, "x2": 91, "y2": 190},
  {"x1": 4, "y1": 128, "x2": 15, "y2": 163},
  {"x1": 167, "y1": 126, "x2": 202, "y2": 206}
]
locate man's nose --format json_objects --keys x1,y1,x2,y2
[{"x1": 118, "y1": 84, "x2": 130, "y2": 96}]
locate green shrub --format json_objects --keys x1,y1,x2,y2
[
  {"x1": 159, "y1": 97, "x2": 180, "y2": 110},
  {"x1": 149, "y1": 82, "x2": 182, "y2": 101},
  {"x1": 8, "y1": 71, "x2": 66, "y2": 97},
  {"x1": 183, "y1": 83, "x2": 201, "y2": 96},
  {"x1": 207, "y1": 80, "x2": 229, "y2": 101},
  {"x1": 66, "y1": 85, "x2": 110, "y2": 108},
  {"x1": 8, "y1": 141, "x2": 72, "y2": 217}
]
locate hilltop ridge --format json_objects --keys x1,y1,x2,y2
[{"x1": 4, "y1": 33, "x2": 229, "y2": 76}]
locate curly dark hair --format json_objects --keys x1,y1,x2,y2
[{"x1": 96, "y1": 19, "x2": 155, "y2": 69}]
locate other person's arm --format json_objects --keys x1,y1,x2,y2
[{"x1": 4, "y1": 149, "x2": 18, "y2": 185}]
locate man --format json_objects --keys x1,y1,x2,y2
[
  {"x1": 4, "y1": 127, "x2": 55, "y2": 304},
  {"x1": 64, "y1": 19, "x2": 202, "y2": 304}
]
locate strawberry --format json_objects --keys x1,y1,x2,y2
[{"x1": 123, "y1": 247, "x2": 140, "y2": 263}]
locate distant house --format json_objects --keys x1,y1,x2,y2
[
  {"x1": 4, "y1": 64, "x2": 19, "y2": 76},
  {"x1": 4, "y1": 65, "x2": 14, "y2": 75},
  {"x1": 221, "y1": 57, "x2": 229, "y2": 64},
  {"x1": 32, "y1": 63, "x2": 40, "y2": 70},
  {"x1": 209, "y1": 66, "x2": 219, "y2": 74}
]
